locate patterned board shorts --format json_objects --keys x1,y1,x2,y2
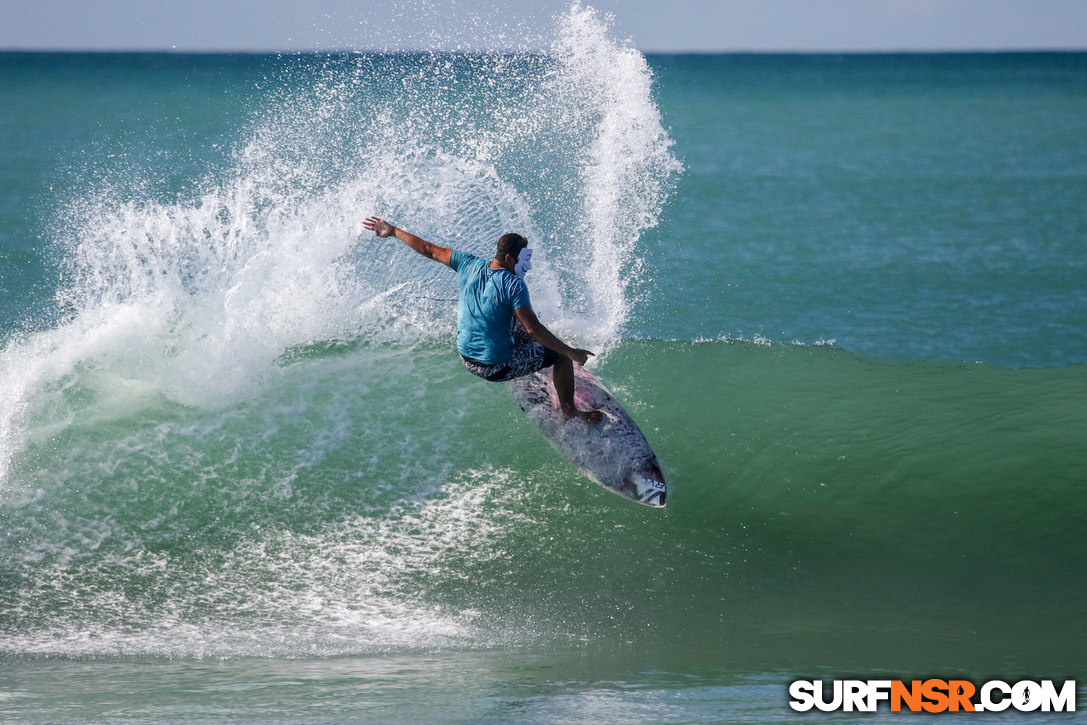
[{"x1": 461, "y1": 340, "x2": 559, "y2": 382}]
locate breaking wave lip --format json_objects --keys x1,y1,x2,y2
[{"x1": 686, "y1": 334, "x2": 839, "y2": 348}]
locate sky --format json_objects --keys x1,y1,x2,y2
[{"x1": 2, "y1": 0, "x2": 1086, "y2": 53}]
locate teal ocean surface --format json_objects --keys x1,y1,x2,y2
[{"x1": 2, "y1": 6, "x2": 1086, "y2": 722}]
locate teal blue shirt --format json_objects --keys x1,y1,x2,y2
[{"x1": 449, "y1": 249, "x2": 531, "y2": 365}]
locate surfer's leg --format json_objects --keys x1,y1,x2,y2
[{"x1": 553, "y1": 355, "x2": 603, "y2": 425}]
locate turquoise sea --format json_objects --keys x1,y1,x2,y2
[{"x1": 2, "y1": 5, "x2": 1086, "y2": 722}]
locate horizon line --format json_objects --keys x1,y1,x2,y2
[{"x1": 3, "y1": 45, "x2": 1086, "y2": 56}]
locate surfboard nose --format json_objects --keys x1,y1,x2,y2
[{"x1": 627, "y1": 462, "x2": 667, "y2": 507}]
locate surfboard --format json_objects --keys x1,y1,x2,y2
[{"x1": 509, "y1": 366, "x2": 667, "y2": 507}]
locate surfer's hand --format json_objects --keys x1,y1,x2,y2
[
  {"x1": 363, "y1": 216, "x2": 396, "y2": 238},
  {"x1": 568, "y1": 348, "x2": 594, "y2": 367}
]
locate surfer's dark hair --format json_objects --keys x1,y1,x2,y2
[{"x1": 496, "y1": 233, "x2": 528, "y2": 260}]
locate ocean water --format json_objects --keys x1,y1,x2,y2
[{"x1": 2, "y1": 5, "x2": 1087, "y2": 723}]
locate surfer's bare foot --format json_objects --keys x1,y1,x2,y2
[{"x1": 564, "y1": 407, "x2": 604, "y2": 426}]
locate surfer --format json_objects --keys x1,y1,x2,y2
[{"x1": 363, "y1": 216, "x2": 603, "y2": 425}]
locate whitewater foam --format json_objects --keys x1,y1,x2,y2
[{"x1": 1, "y1": 468, "x2": 532, "y2": 658}]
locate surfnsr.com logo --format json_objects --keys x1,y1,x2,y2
[{"x1": 789, "y1": 679, "x2": 1077, "y2": 713}]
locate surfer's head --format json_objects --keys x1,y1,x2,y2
[{"x1": 496, "y1": 233, "x2": 529, "y2": 273}]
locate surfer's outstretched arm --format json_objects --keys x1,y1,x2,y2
[{"x1": 363, "y1": 216, "x2": 451, "y2": 266}]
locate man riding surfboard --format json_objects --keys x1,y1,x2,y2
[{"x1": 363, "y1": 217, "x2": 603, "y2": 425}]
